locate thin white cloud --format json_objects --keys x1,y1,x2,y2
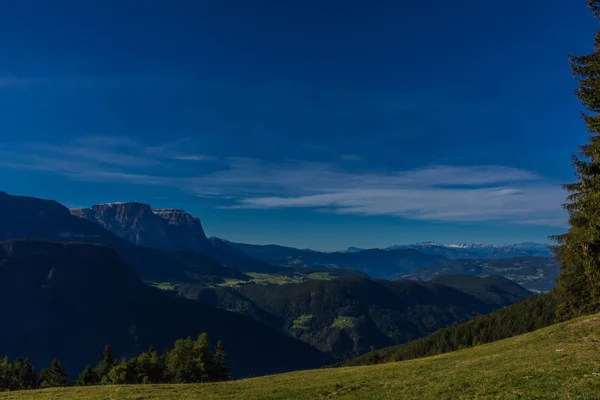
[
  {"x1": 173, "y1": 154, "x2": 216, "y2": 161},
  {"x1": 340, "y1": 154, "x2": 363, "y2": 161},
  {"x1": 0, "y1": 136, "x2": 568, "y2": 227}
]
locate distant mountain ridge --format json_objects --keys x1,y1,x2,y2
[
  {"x1": 383, "y1": 241, "x2": 552, "y2": 259},
  {"x1": 403, "y1": 257, "x2": 560, "y2": 293},
  {"x1": 225, "y1": 240, "x2": 449, "y2": 279}
]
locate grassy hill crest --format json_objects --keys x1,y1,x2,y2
[{"x1": 4, "y1": 312, "x2": 600, "y2": 399}]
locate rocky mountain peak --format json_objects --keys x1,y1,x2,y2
[
  {"x1": 153, "y1": 208, "x2": 202, "y2": 228},
  {"x1": 70, "y1": 202, "x2": 210, "y2": 252}
]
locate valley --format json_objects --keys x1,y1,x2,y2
[{"x1": 0, "y1": 191, "x2": 556, "y2": 370}]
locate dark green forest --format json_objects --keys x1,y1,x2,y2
[
  {"x1": 341, "y1": 292, "x2": 556, "y2": 367},
  {"x1": 188, "y1": 274, "x2": 532, "y2": 360}
]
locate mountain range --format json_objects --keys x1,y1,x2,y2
[
  {"x1": 1, "y1": 192, "x2": 557, "y2": 289},
  {"x1": 0, "y1": 190, "x2": 555, "y2": 376},
  {"x1": 383, "y1": 241, "x2": 552, "y2": 258}
]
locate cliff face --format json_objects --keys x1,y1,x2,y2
[
  {"x1": 71, "y1": 203, "x2": 211, "y2": 252},
  {"x1": 153, "y1": 208, "x2": 210, "y2": 251},
  {"x1": 70, "y1": 202, "x2": 282, "y2": 273}
]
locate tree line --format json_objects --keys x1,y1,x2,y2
[{"x1": 0, "y1": 333, "x2": 229, "y2": 392}]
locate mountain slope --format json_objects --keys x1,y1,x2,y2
[
  {"x1": 429, "y1": 274, "x2": 534, "y2": 305},
  {"x1": 343, "y1": 291, "x2": 557, "y2": 367},
  {"x1": 10, "y1": 313, "x2": 600, "y2": 399},
  {"x1": 0, "y1": 239, "x2": 330, "y2": 377},
  {"x1": 405, "y1": 257, "x2": 561, "y2": 292},
  {"x1": 0, "y1": 191, "x2": 244, "y2": 285},
  {"x1": 71, "y1": 202, "x2": 282, "y2": 273},
  {"x1": 186, "y1": 275, "x2": 532, "y2": 360}
]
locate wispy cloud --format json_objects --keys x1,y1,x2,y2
[
  {"x1": 173, "y1": 154, "x2": 217, "y2": 161},
  {"x1": 0, "y1": 76, "x2": 43, "y2": 88},
  {"x1": 0, "y1": 136, "x2": 567, "y2": 226},
  {"x1": 340, "y1": 154, "x2": 363, "y2": 162}
]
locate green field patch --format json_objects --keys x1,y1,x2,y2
[
  {"x1": 292, "y1": 314, "x2": 314, "y2": 330},
  {"x1": 305, "y1": 272, "x2": 332, "y2": 280},
  {"x1": 218, "y1": 273, "x2": 301, "y2": 287},
  {"x1": 331, "y1": 315, "x2": 359, "y2": 330},
  {"x1": 145, "y1": 281, "x2": 181, "y2": 291}
]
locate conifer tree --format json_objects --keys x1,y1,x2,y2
[
  {"x1": 10, "y1": 358, "x2": 38, "y2": 390},
  {"x1": 39, "y1": 359, "x2": 68, "y2": 388},
  {"x1": 212, "y1": 340, "x2": 230, "y2": 381},
  {"x1": 0, "y1": 357, "x2": 9, "y2": 391},
  {"x1": 78, "y1": 364, "x2": 99, "y2": 386},
  {"x1": 95, "y1": 345, "x2": 118, "y2": 384},
  {"x1": 553, "y1": 0, "x2": 600, "y2": 320}
]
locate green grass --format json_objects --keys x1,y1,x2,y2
[
  {"x1": 305, "y1": 272, "x2": 333, "y2": 280},
  {"x1": 145, "y1": 281, "x2": 181, "y2": 291},
  {"x1": 291, "y1": 314, "x2": 314, "y2": 330},
  {"x1": 4, "y1": 314, "x2": 600, "y2": 399},
  {"x1": 219, "y1": 272, "x2": 335, "y2": 288},
  {"x1": 218, "y1": 273, "x2": 299, "y2": 287},
  {"x1": 330, "y1": 316, "x2": 359, "y2": 330}
]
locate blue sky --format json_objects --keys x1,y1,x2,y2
[{"x1": 0, "y1": 0, "x2": 597, "y2": 250}]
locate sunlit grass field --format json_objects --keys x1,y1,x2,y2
[{"x1": 3, "y1": 313, "x2": 600, "y2": 399}]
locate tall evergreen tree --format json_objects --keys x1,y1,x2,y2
[
  {"x1": 95, "y1": 345, "x2": 118, "y2": 384},
  {"x1": 39, "y1": 359, "x2": 68, "y2": 388},
  {"x1": 0, "y1": 357, "x2": 10, "y2": 391},
  {"x1": 212, "y1": 341, "x2": 230, "y2": 381},
  {"x1": 553, "y1": 0, "x2": 600, "y2": 320}
]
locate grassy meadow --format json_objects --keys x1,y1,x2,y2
[{"x1": 3, "y1": 313, "x2": 600, "y2": 399}]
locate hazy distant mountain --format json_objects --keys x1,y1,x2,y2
[
  {"x1": 187, "y1": 275, "x2": 531, "y2": 360},
  {"x1": 225, "y1": 240, "x2": 449, "y2": 279},
  {"x1": 385, "y1": 242, "x2": 552, "y2": 259},
  {"x1": 71, "y1": 202, "x2": 282, "y2": 273},
  {"x1": 0, "y1": 239, "x2": 330, "y2": 377},
  {"x1": 403, "y1": 257, "x2": 560, "y2": 293},
  {"x1": 343, "y1": 247, "x2": 365, "y2": 253}
]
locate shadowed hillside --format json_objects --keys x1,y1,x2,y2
[
  {"x1": 0, "y1": 239, "x2": 330, "y2": 378},
  {"x1": 186, "y1": 275, "x2": 532, "y2": 359}
]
